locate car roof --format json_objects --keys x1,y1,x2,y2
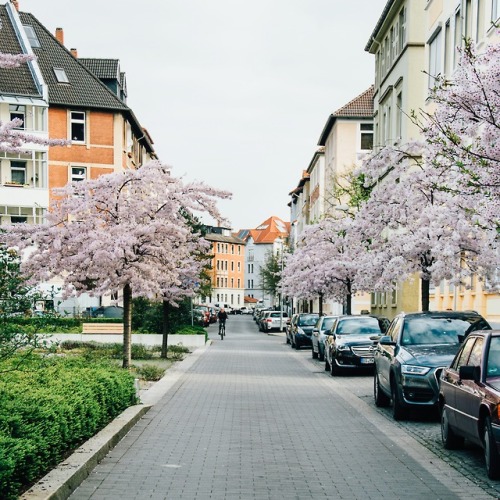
[{"x1": 399, "y1": 311, "x2": 485, "y2": 319}]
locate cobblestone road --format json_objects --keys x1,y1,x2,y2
[{"x1": 70, "y1": 316, "x2": 497, "y2": 499}]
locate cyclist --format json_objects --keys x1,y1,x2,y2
[{"x1": 218, "y1": 308, "x2": 228, "y2": 339}]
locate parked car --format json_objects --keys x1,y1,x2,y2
[
  {"x1": 255, "y1": 308, "x2": 271, "y2": 326},
  {"x1": 258, "y1": 310, "x2": 273, "y2": 331},
  {"x1": 311, "y1": 315, "x2": 339, "y2": 361},
  {"x1": 324, "y1": 315, "x2": 389, "y2": 375},
  {"x1": 374, "y1": 311, "x2": 491, "y2": 421},
  {"x1": 288, "y1": 313, "x2": 319, "y2": 349},
  {"x1": 193, "y1": 306, "x2": 210, "y2": 327},
  {"x1": 439, "y1": 329, "x2": 500, "y2": 479},
  {"x1": 262, "y1": 311, "x2": 288, "y2": 332}
]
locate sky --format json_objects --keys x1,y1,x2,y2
[{"x1": 21, "y1": 0, "x2": 387, "y2": 231}]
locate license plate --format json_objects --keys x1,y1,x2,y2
[{"x1": 360, "y1": 357, "x2": 374, "y2": 364}]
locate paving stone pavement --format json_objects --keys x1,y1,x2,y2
[{"x1": 69, "y1": 316, "x2": 494, "y2": 500}]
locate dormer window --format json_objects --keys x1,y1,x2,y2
[
  {"x1": 54, "y1": 67, "x2": 69, "y2": 83},
  {"x1": 23, "y1": 25, "x2": 40, "y2": 48}
]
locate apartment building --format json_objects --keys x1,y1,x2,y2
[
  {"x1": 201, "y1": 226, "x2": 245, "y2": 311},
  {"x1": 0, "y1": 2, "x2": 50, "y2": 226},
  {"x1": 287, "y1": 88, "x2": 374, "y2": 315},
  {"x1": 365, "y1": 0, "x2": 427, "y2": 318},
  {"x1": 237, "y1": 216, "x2": 289, "y2": 309},
  {"x1": 425, "y1": 0, "x2": 500, "y2": 322},
  {"x1": 0, "y1": 1, "x2": 157, "y2": 314}
]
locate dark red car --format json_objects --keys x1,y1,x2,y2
[{"x1": 440, "y1": 330, "x2": 500, "y2": 479}]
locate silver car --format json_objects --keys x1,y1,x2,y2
[
  {"x1": 311, "y1": 315, "x2": 338, "y2": 361},
  {"x1": 262, "y1": 311, "x2": 288, "y2": 332}
]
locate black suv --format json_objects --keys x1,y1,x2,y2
[
  {"x1": 288, "y1": 313, "x2": 319, "y2": 349},
  {"x1": 374, "y1": 311, "x2": 491, "y2": 420}
]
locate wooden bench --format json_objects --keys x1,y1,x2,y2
[{"x1": 82, "y1": 323, "x2": 124, "y2": 334}]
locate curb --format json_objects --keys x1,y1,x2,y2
[{"x1": 21, "y1": 341, "x2": 212, "y2": 500}]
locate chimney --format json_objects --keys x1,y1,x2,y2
[
  {"x1": 70, "y1": 48, "x2": 78, "y2": 58},
  {"x1": 55, "y1": 27, "x2": 64, "y2": 45},
  {"x1": 11, "y1": 0, "x2": 19, "y2": 11}
]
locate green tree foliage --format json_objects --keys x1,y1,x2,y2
[{"x1": 260, "y1": 251, "x2": 282, "y2": 298}]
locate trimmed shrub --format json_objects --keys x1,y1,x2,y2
[{"x1": 0, "y1": 356, "x2": 137, "y2": 500}]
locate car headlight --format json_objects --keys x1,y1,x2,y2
[
  {"x1": 401, "y1": 365, "x2": 431, "y2": 375},
  {"x1": 337, "y1": 345, "x2": 351, "y2": 352},
  {"x1": 297, "y1": 327, "x2": 305, "y2": 335}
]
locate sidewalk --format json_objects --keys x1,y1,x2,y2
[{"x1": 24, "y1": 317, "x2": 493, "y2": 499}]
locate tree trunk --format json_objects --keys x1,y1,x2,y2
[
  {"x1": 345, "y1": 280, "x2": 352, "y2": 315},
  {"x1": 161, "y1": 299, "x2": 170, "y2": 359},
  {"x1": 319, "y1": 293, "x2": 323, "y2": 316},
  {"x1": 421, "y1": 278, "x2": 430, "y2": 312},
  {"x1": 122, "y1": 283, "x2": 132, "y2": 369}
]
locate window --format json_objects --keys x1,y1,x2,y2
[
  {"x1": 11, "y1": 216, "x2": 27, "y2": 224},
  {"x1": 231, "y1": 262, "x2": 234, "y2": 271},
  {"x1": 399, "y1": 7, "x2": 406, "y2": 52},
  {"x1": 70, "y1": 111, "x2": 85, "y2": 142},
  {"x1": 396, "y1": 93, "x2": 403, "y2": 140},
  {"x1": 217, "y1": 243, "x2": 220, "y2": 253},
  {"x1": 453, "y1": 337, "x2": 476, "y2": 370},
  {"x1": 237, "y1": 279, "x2": 240, "y2": 287},
  {"x1": 464, "y1": 0, "x2": 473, "y2": 40},
  {"x1": 71, "y1": 166, "x2": 86, "y2": 182},
  {"x1": 429, "y1": 29, "x2": 443, "y2": 89},
  {"x1": 23, "y1": 25, "x2": 41, "y2": 48},
  {"x1": 477, "y1": 0, "x2": 485, "y2": 41},
  {"x1": 238, "y1": 246, "x2": 241, "y2": 255},
  {"x1": 454, "y1": 8, "x2": 462, "y2": 70},
  {"x1": 54, "y1": 67, "x2": 69, "y2": 83},
  {"x1": 360, "y1": 123, "x2": 373, "y2": 150},
  {"x1": 11, "y1": 161, "x2": 26, "y2": 184},
  {"x1": 110, "y1": 291, "x2": 119, "y2": 301},
  {"x1": 444, "y1": 20, "x2": 452, "y2": 76},
  {"x1": 492, "y1": 0, "x2": 500, "y2": 21},
  {"x1": 10, "y1": 105, "x2": 25, "y2": 129},
  {"x1": 231, "y1": 245, "x2": 234, "y2": 254},
  {"x1": 468, "y1": 338, "x2": 484, "y2": 366},
  {"x1": 217, "y1": 278, "x2": 220, "y2": 287},
  {"x1": 237, "y1": 262, "x2": 241, "y2": 271}
]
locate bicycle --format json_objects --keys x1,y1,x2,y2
[{"x1": 219, "y1": 321, "x2": 226, "y2": 340}]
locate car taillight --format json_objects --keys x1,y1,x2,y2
[
  {"x1": 496, "y1": 405, "x2": 500, "y2": 421},
  {"x1": 266, "y1": 318, "x2": 272, "y2": 323}
]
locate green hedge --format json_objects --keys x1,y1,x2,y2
[{"x1": 0, "y1": 356, "x2": 137, "y2": 500}]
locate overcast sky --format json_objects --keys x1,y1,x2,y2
[{"x1": 21, "y1": 0, "x2": 387, "y2": 231}]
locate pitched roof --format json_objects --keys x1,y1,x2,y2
[
  {"x1": 78, "y1": 58, "x2": 120, "y2": 80},
  {"x1": 318, "y1": 86, "x2": 374, "y2": 146},
  {"x1": 0, "y1": 5, "x2": 40, "y2": 97},
  {"x1": 205, "y1": 233, "x2": 246, "y2": 245},
  {"x1": 246, "y1": 216, "x2": 290, "y2": 245},
  {"x1": 333, "y1": 85, "x2": 374, "y2": 117},
  {"x1": 18, "y1": 11, "x2": 129, "y2": 111}
]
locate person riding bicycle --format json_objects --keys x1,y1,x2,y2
[{"x1": 218, "y1": 308, "x2": 228, "y2": 336}]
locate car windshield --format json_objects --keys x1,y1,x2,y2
[
  {"x1": 401, "y1": 317, "x2": 485, "y2": 346},
  {"x1": 298, "y1": 314, "x2": 319, "y2": 326},
  {"x1": 336, "y1": 317, "x2": 383, "y2": 335},
  {"x1": 322, "y1": 318, "x2": 336, "y2": 331},
  {"x1": 487, "y1": 337, "x2": 500, "y2": 378}
]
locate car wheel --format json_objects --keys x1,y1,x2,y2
[
  {"x1": 441, "y1": 405, "x2": 464, "y2": 449},
  {"x1": 295, "y1": 340, "x2": 300, "y2": 350},
  {"x1": 319, "y1": 347, "x2": 325, "y2": 362},
  {"x1": 374, "y1": 372, "x2": 390, "y2": 407},
  {"x1": 325, "y1": 356, "x2": 330, "y2": 371},
  {"x1": 484, "y1": 416, "x2": 500, "y2": 479},
  {"x1": 330, "y1": 357, "x2": 342, "y2": 376},
  {"x1": 391, "y1": 381, "x2": 408, "y2": 421}
]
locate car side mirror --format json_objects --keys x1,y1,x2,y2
[
  {"x1": 378, "y1": 335, "x2": 396, "y2": 346},
  {"x1": 459, "y1": 365, "x2": 480, "y2": 383}
]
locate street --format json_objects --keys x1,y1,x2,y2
[{"x1": 70, "y1": 316, "x2": 498, "y2": 499}]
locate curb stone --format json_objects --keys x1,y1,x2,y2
[{"x1": 20, "y1": 341, "x2": 212, "y2": 500}]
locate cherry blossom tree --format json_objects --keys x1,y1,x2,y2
[
  {"x1": 281, "y1": 215, "x2": 381, "y2": 315},
  {"x1": 355, "y1": 141, "x2": 498, "y2": 311},
  {"x1": 422, "y1": 38, "x2": 500, "y2": 230},
  {"x1": 2, "y1": 161, "x2": 230, "y2": 368}
]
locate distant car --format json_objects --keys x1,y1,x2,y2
[
  {"x1": 311, "y1": 315, "x2": 339, "y2": 361},
  {"x1": 289, "y1": 313, "x2": 320, "y2": 349},
  {"x1": 374, "y1": 311, "x2": 491, "y2": 421},
  {"x1": 262, "y1": 311, "x2": 288, "y2": 332},
  {"x1": 439, "y1": 330, "x2": 500, "y2": 479},
  {"x1": 258, "y1": 310, "x2": 273, "y2": 331},
  {"x1": 324, "y1": 315, "x2": 389, "y2": 375}
]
